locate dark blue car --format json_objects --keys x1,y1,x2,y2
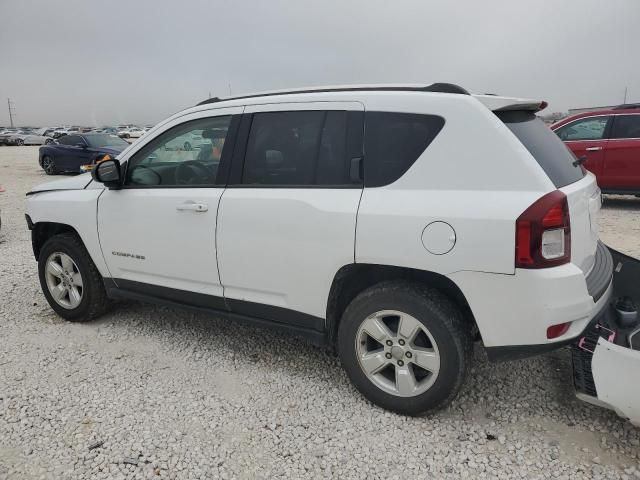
[{"x1": 39, "y1": 133, "x2": 130, "y2": 175}]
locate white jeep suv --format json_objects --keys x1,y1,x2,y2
[{"x1": 26, "y1": 84, "x2": 613, "y2": 415}]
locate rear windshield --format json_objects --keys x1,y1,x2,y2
[
  {"x1": 86, "y1": 134, "x2": 129, "y2": 148},
  {"x1": 497, "y1": 111, "x2": 584, "y2": 188}
]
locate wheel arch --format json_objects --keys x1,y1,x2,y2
[
  {"x1": 31, "y1": 222, "x2": 83, "y2": 261},
  {"x1": 326, "y1": 264, "x2": 478, "y2": 347}
]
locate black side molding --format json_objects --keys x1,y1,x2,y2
[{"x1": 104, "y1": 278, "x2": 327, "y2": 346}]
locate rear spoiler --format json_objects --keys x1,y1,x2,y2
[{"x1": 473, "y1": 94, "x2": 548, "y2": 113}]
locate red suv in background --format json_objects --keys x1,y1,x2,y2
[{"x1": 552, "y1": 104, "x2": 640, "y2": 194}]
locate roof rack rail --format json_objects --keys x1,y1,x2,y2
[
  {"x1": 196, "y1": 83, "x2": 469, "y2": 106},
  {"x1": 612, "y1": 103, "x2": 640, "y2": 110}
]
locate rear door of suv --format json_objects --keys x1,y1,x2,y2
[
  {"x1": 604, "y1": 114, "x2": 640, "y2": 191},
  {"x1": 216, "y1": 102, "x2": 364, "y2": 330}
]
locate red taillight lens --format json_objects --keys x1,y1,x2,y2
[
  {"x1": 515, "y1": 191, "x2": 571, "y2": 269},
  {"x1": 546, "y1": 322, "x2": 570, "y2": 339}
]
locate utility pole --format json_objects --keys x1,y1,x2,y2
[
  {"x1": 7, "y1": 98, "x2": 16, "y2": 128},
  {"x1": 623, "y1": 86, "x2": 628, "y2": 104}
]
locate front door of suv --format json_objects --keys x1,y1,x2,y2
[
  {"x1": 97, "y1": 107, "x2": 242, "y2": 304},
  {"x1": 217, "y1": 102, "x2": 364, "y2": 329}
]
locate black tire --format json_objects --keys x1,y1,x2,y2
[
  {"x1": 17, "y1": 139, "x2": 24, "y2": 146},
  {"x1": 338, "y1": 281, "x2": 472, "y2": 416},
  {"x1": 184, "y1": 141, "x2": 192, "y2": 151},
  {"x1": 38, "y1": 233, "x2": 110, "y2": 322},
  {"x1": 45, "y1": 138, "x2": 53, "y2": 145},
  {"x1": 42, "y1": 155, "x2": 56, "y2": 175}
]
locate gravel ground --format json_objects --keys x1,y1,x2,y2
[{"x1": 1, "y1": 146, "x2": 639, "y2": 480}]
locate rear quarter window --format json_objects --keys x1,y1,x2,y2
[
  {"x1": 364, "y1": 112, "x2": 445, "y2": 187},
  {"x1": 498, "y1": 111, "x2": 585, "y2": 188}
]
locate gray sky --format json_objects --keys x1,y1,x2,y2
[{"x1": 1, "y1": 0, "x2": 638, "y2": 126}]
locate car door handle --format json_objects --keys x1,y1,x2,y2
[
  {"x1": 176, "y1": 202, "x2": 208, "y2": 212},
  {"x1": 586, "y1": 146, "x2": 603, "y2": 151}
]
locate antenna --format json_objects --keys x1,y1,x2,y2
[{"x1": 623, "y1": 86, "x2": 628, "y2": 104}]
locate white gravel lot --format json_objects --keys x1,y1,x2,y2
[{"x1": 1, "y1": 146, "x2": 639, "y2": 480}]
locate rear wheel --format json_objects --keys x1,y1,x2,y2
[
  {"x1": 38, "y1": 233, "x2": 110, "y2": 322},
  {"x1": 45, "y1": 138, "x2": 54, "y2": 145},
  {"x1": 338, "y1": 281, "x2": 472, "y2": 415},
  {"x1": 42, "y1": 156, "x2": 56, "y2": 175},
  {"x1": 16, "y1": 139, "x2": 24, "y2": 146}
]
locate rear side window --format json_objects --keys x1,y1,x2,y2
[
  {"x1": 498, "y1": 111, "x2": 585, "y2": 188},
  {"x1": 611, "y1": 115, "x2": 640, "y2": 139},
  {"x1": 242, "y1": 110, "x2": 352, "y2": 186},
  {"x1": 364, "y1": 112, "x2": 445, "y2": 187}
]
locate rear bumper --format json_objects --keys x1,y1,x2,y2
[
  {"x1": 573, "y1": 247, "x2": 640, "y2": 426},
  {"x1": 451, "y1": 242, "x2": 613, "y2": 359}
]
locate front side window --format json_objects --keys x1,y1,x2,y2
[
  {"x1": 126, "y1": 116, "x2": 232, "y2": 187},
  {"x1": 611, "y1": 115, "x2": 640, "y2": 139},
  {"x1": 555, "y1": 116, "x2": 610, "y2": 141},
  {"x1": 242, "y1": 110, "x2": 351, "y2": 186}
]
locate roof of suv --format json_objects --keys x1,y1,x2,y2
[{"x1": 194, "y1": 83, "x2": 547, "y2": 113}]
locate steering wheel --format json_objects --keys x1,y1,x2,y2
[{"x1": 175, "y1": 160, "x2": 212, "y2": 185}]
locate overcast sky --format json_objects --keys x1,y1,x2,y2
[{"x1": 1, "y1": 0, "x2": 638, "y2": 126}]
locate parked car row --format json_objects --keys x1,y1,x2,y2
[{"x1": 0, "y1": 124, "x2": 155, "y2": 145}]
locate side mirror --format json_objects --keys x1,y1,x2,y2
[{"x1": 92, "y1": 158, "x2": 122, "y2": 188}]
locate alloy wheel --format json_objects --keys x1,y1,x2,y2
[
  {"x1": 42, "y1": 156, "x2": 55, "y2": 174},
  {"x1": 355, "y1": 310, "x2": 440, "y2": 397},
  {"x1": 44, "y1": 252, "x2": 83, "y2": 309}
]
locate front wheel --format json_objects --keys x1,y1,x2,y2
[
  {"x1": 338, "y1": 281, "x2": 472, "y2": 416},
  {"x1": 38, "y1": 233, "x2": 110, "y2": 322},
  {"x1": 42, "y1": 155, "x2": 56, "y2": 175}
]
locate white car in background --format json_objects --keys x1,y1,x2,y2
[
  {"x1": 117, "y1": 127, "x2": 144, "y2": 139},
  {"x1": 14, "y1": 127, "x2": 56, "y2": 146},
  {"x1": 163, "y1": 130, "x2": 204, "y2": 151}
]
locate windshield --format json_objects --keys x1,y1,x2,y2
[
  {"x1": 497, "y1": 111, "x2": 585, "y2": 188},
  {"x1": 85, "y1": 134, "x2": 129, "y2": 148}
]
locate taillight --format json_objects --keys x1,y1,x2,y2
[{"x1": 515, "y1": 191, "x2": 570, "y2": 268}]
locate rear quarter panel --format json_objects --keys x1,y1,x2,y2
[{"x1": 356, "y1": 94, "x2": 555, "y2": 275}]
